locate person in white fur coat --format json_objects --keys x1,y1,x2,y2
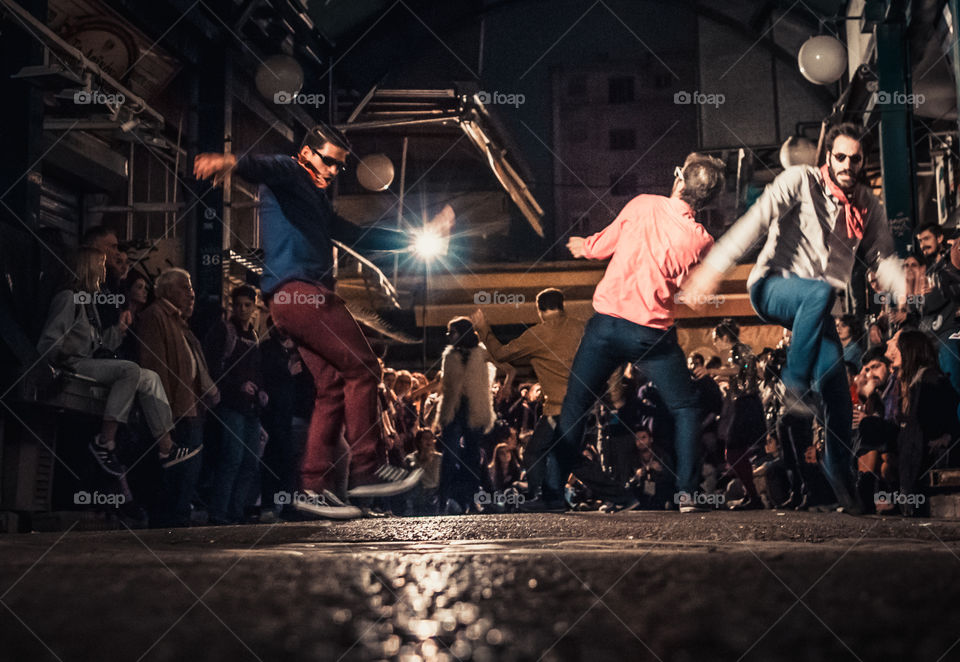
[{"x1": 436, "y1": 317, "x2": 501, "y2": 513}]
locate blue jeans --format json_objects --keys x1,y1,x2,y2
[
  {"x1": 749, "y1": 276, "x2": 855, "y2": 503},
  {"x1": 208, "y1": 407, "x2": 262, "y2": 523},
  {"x1": 554, "y1": 314, "x2": 702, "y2": 496}
]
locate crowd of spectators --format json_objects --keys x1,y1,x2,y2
[{"x1": 32, "y1": 221, "x2": 960, "y2": 525}]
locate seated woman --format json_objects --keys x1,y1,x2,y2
[
  {"x1": 37, "y1": 247, "x2": 194, "y2": 475},
  {"x1": 889, "y1": 328, "x2": 960, "y2": 515}
]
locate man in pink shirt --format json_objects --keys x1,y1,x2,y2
[{"x1": 554, "y1": 153, "x2": 726, "y2": 511}]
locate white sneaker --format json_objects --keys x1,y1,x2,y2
[
  {"x1": 293, "y1": 490, "x2": 362, "y2": 520},
  {"x1": 347, "y1": 465, "x2": 424, "y2": 498}
]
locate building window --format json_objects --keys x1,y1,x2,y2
[
  {"x1": 567, "y1": 75, "x2": 587, "y2": 99},
  {"x1": 563, "y1": 121, "x2": 589, "y2": 144},
  {"x1": 608, "y1": 129, "x2": 636, "y2": 151},
  {"x1": 608, "y1": 76, "x2": 634, "y2": 104},
  {"x1": 610, "y1": 172, "x2": 638, "y2": 196}
]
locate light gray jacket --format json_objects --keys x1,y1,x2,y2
[
  {"x1": 37, "y1": 290, "x2": 123, "y2": 368},
  {"x1": 703, "y1": 165, "x2": 906, "y2": 300}
]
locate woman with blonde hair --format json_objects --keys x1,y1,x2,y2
[{"x1": 37, "y1": 247, "x2": 193, "y2": 476}]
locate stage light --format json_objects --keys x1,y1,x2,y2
[{"x1": 412, "y1": 229, "x2": 447, "y2": 260}]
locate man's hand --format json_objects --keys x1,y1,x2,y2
[
  {"x1": 242, "y1": 381, "x2": 257, "y2": 397},
  {"x1": 679, "y1": 263, "x2": 725, "y2": 311},
  {"x1": 852, "y1": 406, "x2": 866, "y2": 428},
  {"x1": 468, "y1": 308, "x2": 488, "y2": 332},
  {"x1": 566, "y1": 236, "x2": 586, "y2": 258},
  {"x1": 425, "y1": 204, "x2": 455, "y2": 238},
  {"x1": 202, "y1": 386, "x2": 220, "y2": 409},
  {"x1": 117, "y1": 309, "x2": 134, "y2": 334},
  {"x1": 193, "y1": 153, "x2": 237, "y2": 186}
]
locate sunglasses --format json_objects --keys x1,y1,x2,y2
[
  {"x1": 831, "y1": 152, "x2": 863, "y2": 165},
  {"x1": 674, "y1": 166, "x2": 683, "y2": 179},
  {"x1": 310, "y1": 147, "x2": 348, "y2": 172}
]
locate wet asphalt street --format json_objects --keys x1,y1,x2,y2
[{"x1": 2, "y1": 511, "x2": 960, "y2": 662}]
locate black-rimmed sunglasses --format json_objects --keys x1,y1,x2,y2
[
  {"x1": 310, "y1": 147, "x2": 348, "y2": 172},
  {"x1": 831, "y1": 152, "x2": 863, "y2": 165}
]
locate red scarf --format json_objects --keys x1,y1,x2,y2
[
  {"x1": 820, "y1": 163, "x2": 865, "y2": 240},
  {"x1": 294, "y1": 155, "x2": 325, "y2": 188}
]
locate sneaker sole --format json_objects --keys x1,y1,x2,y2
[
  {"x1": 293, "y1": 500, "x2": 363, "y2": 520},
  {"x1": 347, "y1": 467, "x2": 424, "y2": 498},
  {"x1": 161, "y1": 445, "x2": 203, "y2": 469},
  {"x1": 89, "y1": 444, "x2": 124, "y2": 477}
]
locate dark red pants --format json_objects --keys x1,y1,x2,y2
[{"x1": 269, "y1": 281, "x2": 384, "y2": 491}]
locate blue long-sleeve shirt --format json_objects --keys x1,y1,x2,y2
[{"x1": 233, "y1": 154, "x2": 405, "y2": 294}]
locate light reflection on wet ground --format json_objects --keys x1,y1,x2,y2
[{"x1": 3, "y1": 513, "x2": 960, "y2": 661}]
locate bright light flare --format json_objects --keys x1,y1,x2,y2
[{"x1": 412, "y1": 229, "x2": 447, "y2": 260}]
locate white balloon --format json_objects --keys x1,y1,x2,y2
[
  {"x1": 356, "y1": 153, "x2": 395, "y2": 191},
  {"x1": 255, "y1": 55, "x2": 304, "y2": 100},
  {"x1": 798, "y1": 35, "x2": 847, "y2": 85},
  {"x1": 779, "y1": 136, "x2": 818, "y2": 168}
]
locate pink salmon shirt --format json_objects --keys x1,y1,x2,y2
[{"x1": 582, "y1": 194, "x2": 714, "y2": 330}]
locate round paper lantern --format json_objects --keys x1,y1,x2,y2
[
  {"x1": 255, "y1": 54, "x2": 304, "y2": 101},
  {"x1": 779, "y1": 136, "x2": 818, "y2": 168},
  {"x1": 798, "y1": 35, "x2": 847, "y2": 85},
  {"x1": 356, "y1": 153, "x2": 395, "y2": 191}
]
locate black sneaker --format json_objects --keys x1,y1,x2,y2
[
  {"x1": 347, "y1": 465, "x2": 423, "y2": 498},
  {"x1": 518, "y1": 496, "x2": 568, "y2": 513},
  {"x1": 160, "y1": 444, "x2": 202, "y2": 469},
  {"x1": 89, "y1": 437, "x2": 126, "y2": 477}
]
